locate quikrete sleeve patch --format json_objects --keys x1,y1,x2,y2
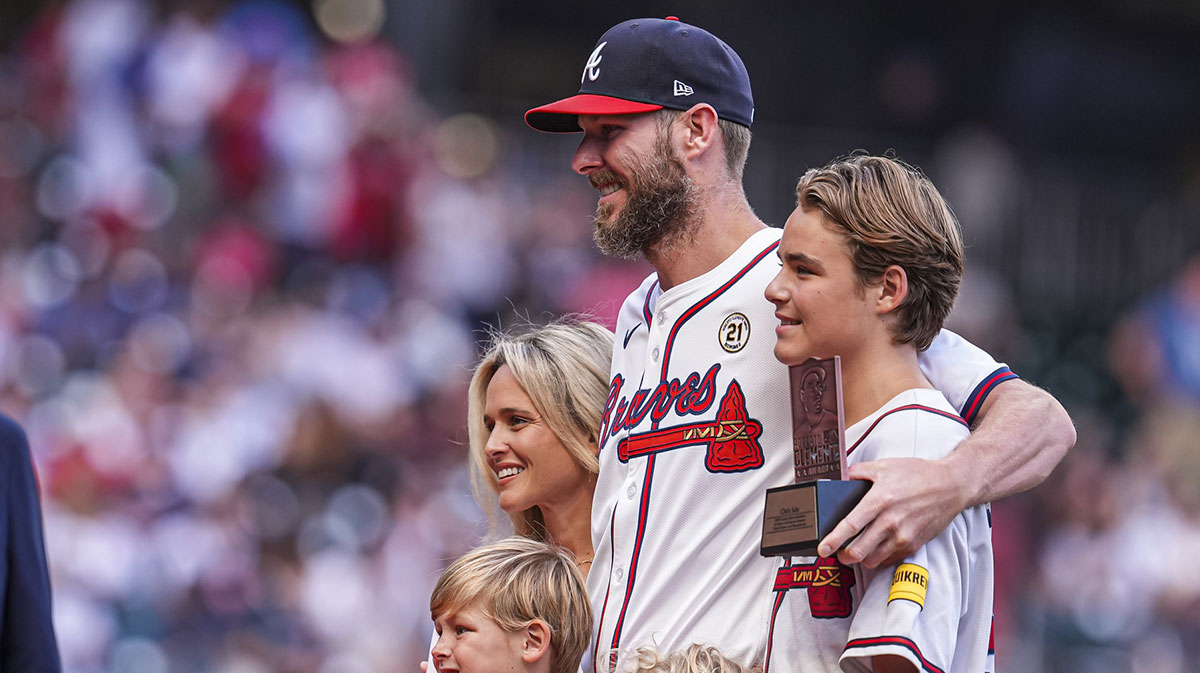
[{"x1": 889, "y1": 563, "x2": 929, "y2": 608}]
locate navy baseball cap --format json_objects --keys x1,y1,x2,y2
[{"x1": 525, "y1": 17, "x2": 754, "y2": 133}]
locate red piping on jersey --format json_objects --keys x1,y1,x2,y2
[
  {"x1": 607, "y1": 454, "x2": 657, "y2": 658},
  {"x1": 847, "y1": 404, "x2": 968, "y2": 456},
  {"x1": 593, "y1": 511, "x2": 616, "y2": 673},
  {"x1": 960, "y1": 366, "x2": 1017, "y2": 426},
  {"x1": 763, "y1": 567, "x2": 788, "y2": 673},
  {"x1": 843, "y1": 636, "x2": 946, "y2": 673},
  {"x1": 606, "y1": 239, "x2": 778, "y2": 660},
  {"x1": 643, "y1": 281, "x2": 658, "y2": 325},
  {"x1": 659, "y1": 240, "x2": 779, "y2": 382}
]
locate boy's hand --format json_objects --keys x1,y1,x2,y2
[{"x1": 816, "y1": 456, "x2": 969, "y2": 568}]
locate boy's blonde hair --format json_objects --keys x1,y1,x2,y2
[
  {"x1": 430, "y1": 537, "x2": 593, "y2": 673},
  {"x1": 467, "y1": 318, "x2": 614, "y2": 538},
  {"x1": 794, "y1": 153, "x2": 964, "y2": 350},
  {"x1": 629, "y1": 644, "x2": 750, "y2": 673}
]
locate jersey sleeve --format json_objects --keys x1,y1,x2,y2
[
  {"x1": 918, "y1": 329, "x2": 1018, "y2": 425},
  {"x1": 835, "y1": 400, "x2": 993, "y2": 667},
  {"x1": 839, "y1": 520, "x2": 970, "y2": 673},
  {"x1": 839, "y1": 412, "x2": 985, "y2": 673}
]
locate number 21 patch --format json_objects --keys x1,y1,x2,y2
[{"x1": 720, "y1": 313, "x2": 750, "y2": 353}]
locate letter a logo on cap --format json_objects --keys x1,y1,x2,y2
[
  {"x1": 673, "y1": 80, "x2": 694, "y2": 96},
  {"x1": 582, "y1": 42, "x2": 607, "y2": 83}
]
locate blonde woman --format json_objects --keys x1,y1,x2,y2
[
  {"x1": 423, "y1": 319, "x2": 613, "y2": 673},
  {"x1": 465, "y1": 319, "x2": 613, "y2": 576}
]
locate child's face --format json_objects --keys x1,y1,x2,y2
[
  {"x1": 765, "y1": 206, "x2": 876, "y2": 366},
  {"x1": 432, "y1": 601, "x2": 529, "y2": 673}
]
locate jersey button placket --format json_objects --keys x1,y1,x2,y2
[
  {"x1": 647, "y1": 307, "x2": 666, "y2": 366},
  {"x1": 653, "y1": 311, "x2": 668, "y2": 362}
]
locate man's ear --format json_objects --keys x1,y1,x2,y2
[
  {"x1": 520, "y1": 619, "x2": 552, "y2": 664},
  {"x1": 677, "y1": 103, "x2": 719, "y2": 159},
  {"x1": 875, "y1": 265, "x2": 909, "y2": 315}
]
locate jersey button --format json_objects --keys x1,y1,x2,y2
[
  {"x1": 657, "y1": 311, "x2": 666, "y2": 323},
  {"x1": 626, "y1": 484, "x2": 637, "y2": 499},
  {"x1": 651, "y1": 347, "x2": 660, "y2": 361},
  {"x1": 615, "y1": 566, "x2": 625, "y2": 581}
]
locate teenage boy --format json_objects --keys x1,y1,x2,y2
[{"x1": 764, "y1": 155, "x2": 994, "y2": 673}]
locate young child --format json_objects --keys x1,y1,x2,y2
[
  {"x1": 764, "y1": 154, "x2": 994, "y2": 673},
  {"x1": 429, "y1": 537, "x2": 593, "y2": 673}
]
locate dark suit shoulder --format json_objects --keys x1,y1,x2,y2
[{"x1": 0, "y1": 412, "x2": 33, "y2": 474}]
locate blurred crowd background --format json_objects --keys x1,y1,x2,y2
[{"x1": 0, "y1": 1, "x2": 1197, "y2": 672}]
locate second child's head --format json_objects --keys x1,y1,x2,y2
[
  {"x1": 629, "y1": 644, "x2": 750, "y2": 673},
  {"x1": 430, "y1": 537, "x2": 593, "y2": 673},
  {"x1": 766, "y1": 154, "x2": 964, "y2": 365}
]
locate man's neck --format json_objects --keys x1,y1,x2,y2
[
  {"x1": 645, "y1": 198, "x2": 766, "y2": 290},
  {"x1": 839, "y1": 339, "x2": 931, "y2": 428}
]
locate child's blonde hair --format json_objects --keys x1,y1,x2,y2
[
  {"x1": 431, "y1": 537, "x2": 593, "y2": 673},
  {"x1": 629, "y1": 644, "x2": 751, "y2": 673}
]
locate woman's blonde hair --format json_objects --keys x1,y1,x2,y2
[
  {"x1": 467, "y1": 317, "x2": 614, "y2": 538},
  {"x1": 431, "y1": 537, "x2": 593, "y2": 673}
]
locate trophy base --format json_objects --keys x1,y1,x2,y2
[{"x1": 760, "y1": 480, "x2": 870, "y2": 557}]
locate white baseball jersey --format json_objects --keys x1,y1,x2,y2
[
  {"x1": 764, "y1": 389, "x2": 995, "y2": 673},
  {"x1": 589, "y1": 227, "x2": 1015, "y2": 672}
]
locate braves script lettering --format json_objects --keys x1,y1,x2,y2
[
  {"x1": 599, "y1": 365, "x2": 722, "y2": 448},
  {"x1": 599, "y1": 365, "x2": 765, "y2": 473}
]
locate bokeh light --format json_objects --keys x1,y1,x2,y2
[
  {"x1": 0, "y1": 115, "x2": 46, "y2": 179},
  {"x1": 324, "y1": 483, "x2": 389, "y2": 551},
  {"x1": 109, "y1": 637, "x2": 169, "y2": 673},
  {"x1": 314, "y1": 0, "x2": 386, "y2": 45},
  {"x1": 35, "y1": 156, "x2": 95, "y2": 222},
  {"x1": 22, "y1": 243, "x2": 82, "y2": 309},
  {"x1": 12, "y1": 334, "x2": 66, "y2": 399},
  {"x1": 126, "y1": 313, "x2": 191, "y2": 374},
  {"x1": 108, "y1": 249, "x2": 168, "y2": 314},
  {"x1": 114, "y1": 163, "x2": 178, "y2": 231},
  {"x1": 433, "y1": 114, "x2": 500, "y2": 179},
  {"x1": 59, "y1": 219, "x2": 114, "y2": 279}
]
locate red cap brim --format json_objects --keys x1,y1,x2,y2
[{"x1": 524, "y1": 94, "x2": 664, "y2": 133}]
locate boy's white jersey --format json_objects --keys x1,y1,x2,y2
[
  {"x1": 764, "y1": 388, "x2": 995, "y2": 673},
  {"x1": 588, "y1": 227, "x2": 1014, "y2": 672}
]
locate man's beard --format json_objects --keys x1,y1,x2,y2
[{"x1": 590, "y1": 134, "x2": 700, "y2": 259}]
